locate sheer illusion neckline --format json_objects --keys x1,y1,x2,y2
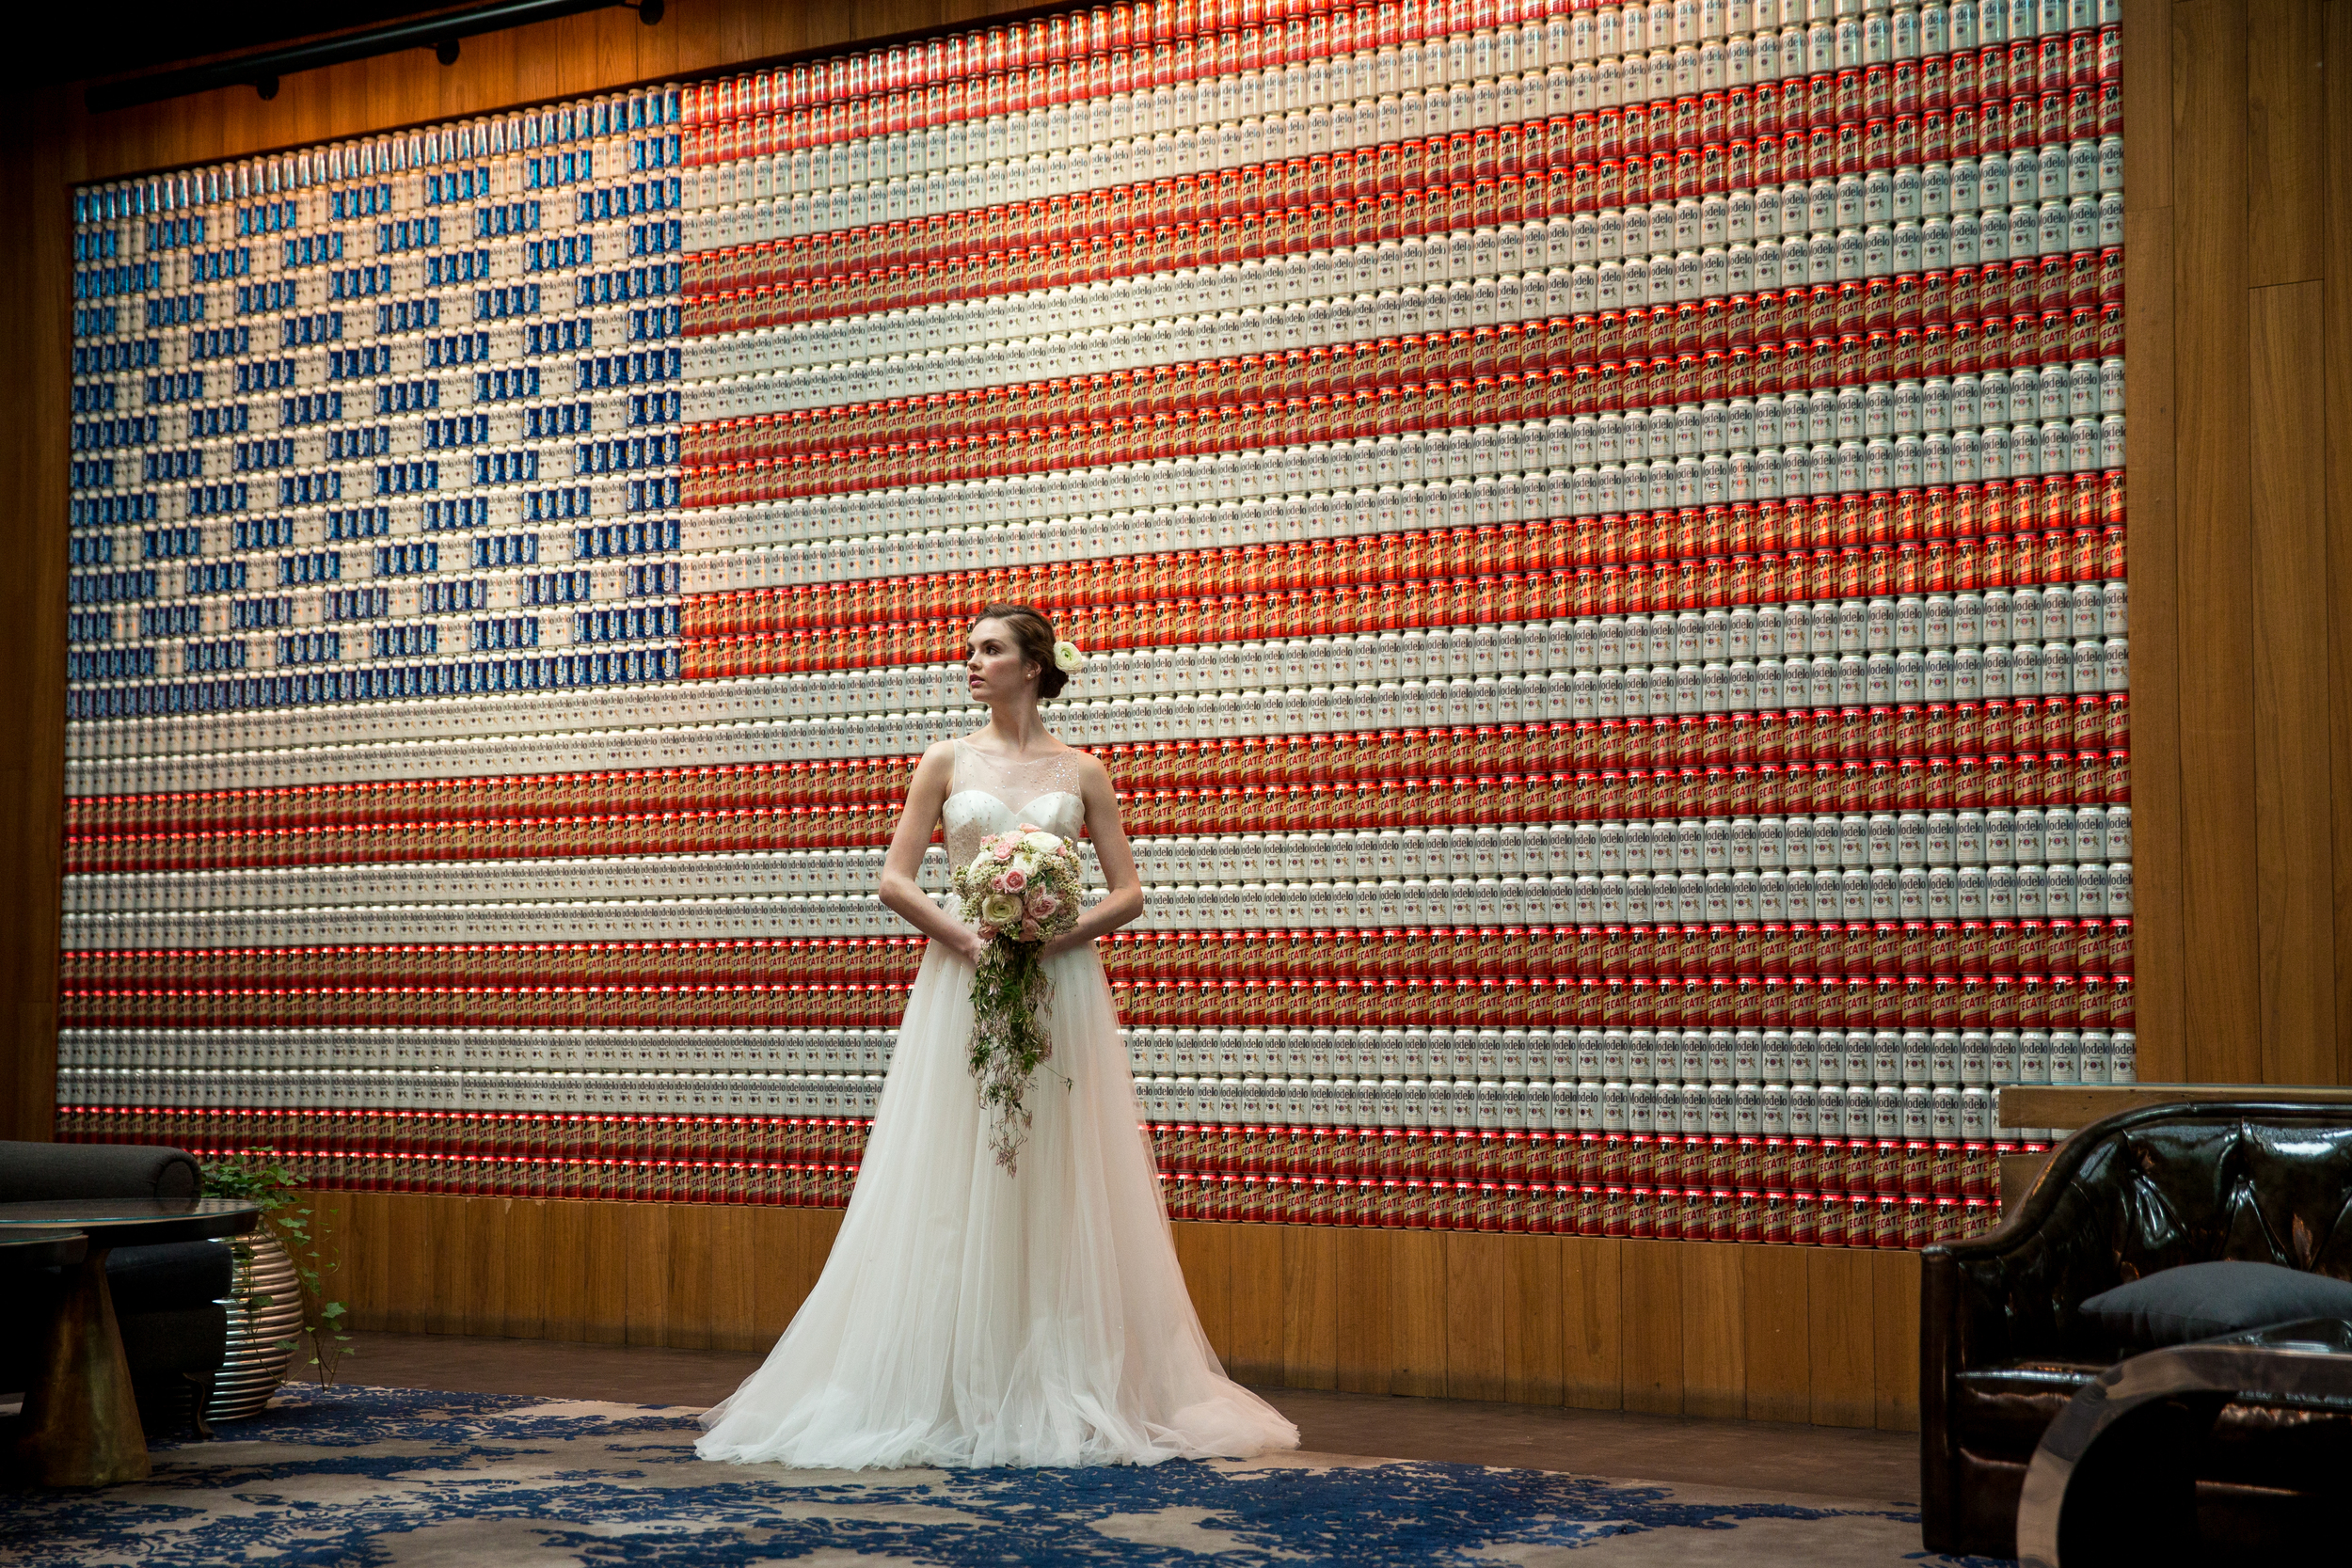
[
  {"x1": 945, "y1": 740, "x2": 1087, "y2": 876},
  {"x1": 949, "y1": 737, "x2": 1085, "y2": 816}
]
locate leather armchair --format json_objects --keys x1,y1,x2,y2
[
  {"x1": 1920, "y1": 1102, "x2": 2352, "y2": 1559},
  {"x1": 0, "y1": 1141, "x2": 231, "y2": 1438}
]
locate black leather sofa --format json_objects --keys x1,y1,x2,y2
[
  {"x1": 1920, "y1": 1102, "x2": 2352, "y2": 1558},
  {"x1": 0, "y1": 1141, "x2": 230, "y2": 1438}
]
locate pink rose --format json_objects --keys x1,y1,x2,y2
[
  {"x1": 1020, "y1": 918, "x2": 1042, "y2": 942},
  {"x1": 993, "y1": 843, "x2": 1013, "y2": 861},
  {"x1": 1027, "y1": 891, "x2": 1060, "y2": 917},
  {"x1": 1002, "y1": 868, "x2": 1027, "y2": 892}
]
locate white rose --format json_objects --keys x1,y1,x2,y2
[
  {"x1": 980, "y1": 893, "x2": 1022, "y2": 928},
  {"x1": 1023, "y1": 830, "x2": 1062, "y2": 853}
]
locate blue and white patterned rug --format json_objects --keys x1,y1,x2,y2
[{"x1": 0, "y1": 1386, "x2": 2005, "y2": 1565}]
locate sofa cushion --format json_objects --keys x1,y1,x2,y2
[
  {"x1": 2081, "y1": 1261, "x2": 2352, "y2": 1349},
  {"x1": 106, "y1": 1240, "x2": 235, "y2": 1316},
  {"x1": 0, "y1": 1141, "x2": 201, "y2": 1204}
]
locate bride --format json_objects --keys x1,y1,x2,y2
[{"x1": 696, "y1": 607, "x2": 1300, "y2": 1469}]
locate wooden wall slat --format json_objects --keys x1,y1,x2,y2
[
  {"x1": 1558, "y1": 1236, "x2": 1623, "y2": 1410},
  {"x1": 1500, "y1": 1235, "x2": 1565, "y2": 1407},
  {"x1": 2170, "y1": 0, "x2": 2261, "y2": 1084},
  {"x1": 1677, "y1": 1244, "x2": 1744, "y2": 1421},
  {"x1": 1804, "y1": 1248, "x2": 1876, "y2": 1430},
  {"x1": 2123, "y1": 199, "x2": 2185, "y2": 1080},
  {"x1": 1224, "y1": 1223, "x2": 1285, "y2": 1386},
  {"x1": 2122, "y1": 0, "x2": 2173, "y2": 209},
  {"x1": 342, "y1": 1193, "x2": 389, "y2": 1338},
  {"x1": 1330, "y1": 1226, "x2": 1393, "y2": 1396},
  {"x1": 1441, "y1": 1231, "x2": 1508, "y2": 1403},
  {"x1": 1385, "y1": 1229, "x2": 1447, "y2": 1399},
  {"x1": 1740, "y1": 1246, "x2": 1813, "y2": 1425},
  {"x1": 2121, "y1": 0, "x2": 2185, "y2": 1079},
  {"x1": 664, "y1": 1205, "x2": 714, "y2": 1352},
  {"x1": 2247, "y1": 0, "x2": 2327, "y2": 288},
  {"x1": 1170, "y1": 1219, "x2": 1231, "y2": 1361},
  {"x1": 539, "y1": 1198, "x2": 591, "y2": 1340},
  {"x1": 388, "y1": 1197, "x2": 436, "y2": 1335},
  {"x1": 461, "y1": 1198, "x2": 505, "y2": 1338},
  {"x1": 501, "y1": 1196, "x2": 549, "y2": 1339},
  {"x1": 745, "y1": 1205, "x2": 800, "y2": 1342},
  {"x1": 2249, "y1": 280, "x2": 2335, "y2": 1086},
  {"x1": 1617, "y1": 1240, "x2": 1682, "y2": 1416},
  {"x1": 702, "y1": 1206, "x2": 757, "y2": 1353},
  {"x1": 2328, "y1": 0, "x2": 2352, "y2": 1090},
  {"x1": 1869, "y1": 1251, "x2": 1922, "y2": 1434},
  {"x1": 1278, "y1": 1225, "x2": 1339, "y2": 1392},
  {"x1": 621, "y1": 1201, "x2": 674, "y2": 1346},
  {"x1": 581, "y1": 1201, "x2": 630, "y2": 1344}
]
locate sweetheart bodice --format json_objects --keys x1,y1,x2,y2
[{"x1": 943, "y1": 740, "x2": 1087, "y2": 871}]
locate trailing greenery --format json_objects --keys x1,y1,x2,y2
[
  {"x1": 965, "y1": 938, "x2": 1066, "y2": 1172},
  {"x1": 952, "y1": 825, "x2": 1086, "y2": 1173},
  {"x1": 201, "y1": 1154, "x2": 354, "y2": 1386}
]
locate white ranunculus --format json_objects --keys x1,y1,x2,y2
[{"x1": 981, "y1": 893, "x2": 1022, "y2": 928}]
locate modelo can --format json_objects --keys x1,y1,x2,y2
[{"x1": 1960, "y1": 1085, "x2": 1994, "y2": 1142}]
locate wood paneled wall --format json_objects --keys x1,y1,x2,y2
[
  {"x1": 330, "y1": 1191, "x2": 1923, "y2": 1431},
  {"x1": 2124, "y1": 0, "x2": 2352, "y2": 1086}
]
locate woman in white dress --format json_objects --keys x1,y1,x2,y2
[{"x1": 697, "y1": 607, "x2": 1300, "y2": 1470}]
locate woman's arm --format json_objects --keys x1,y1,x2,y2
[
  {"x1": 877, "y1": 740, "x2": 986, "y2": 964},
  {"x1": 1039, "y1": 752, "x2": 1145, "y2": 959}
]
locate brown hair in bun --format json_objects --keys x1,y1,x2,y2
[{"x1": 972, "y1": 605, "x2": 1067, "y2": 699}]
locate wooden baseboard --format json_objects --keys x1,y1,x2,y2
[{"x1": 313, "y1": 1192, "x2": 1920, "y2": 1432}]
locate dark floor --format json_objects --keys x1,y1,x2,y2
[{"x1": 335, "y1": 1329, "x2": 1922, "y2": 1506}]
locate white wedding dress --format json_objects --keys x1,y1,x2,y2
[{"x1": 696, "y1": 739, "x2": 1300, "y2": 1469}]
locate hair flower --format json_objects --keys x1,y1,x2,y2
[{"x1": 1053, "y1": 639, "x2": 1086, "y2": 675}]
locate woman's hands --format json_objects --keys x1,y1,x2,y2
[{"x1": 946, "y1": 929, "x2": 1088, "y2": 963}]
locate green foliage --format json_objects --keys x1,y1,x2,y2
[
  {"x1": 965, "y1": 939, "x2": 1072, "y2": 1173},
  {"x1": 201, "y1": 1153, "x2": 354, "y2": 1386},
  {"x1": 951, "y1": 826, "x2": 1087, "y2": 1173}
]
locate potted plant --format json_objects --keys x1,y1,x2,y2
[{"x1": 199, "y1": 1155, "x2": 354, "y2": 1420}]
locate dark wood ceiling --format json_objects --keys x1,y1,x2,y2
[{"x1": 35, "y1": 2, "x2": 486, "y2": 89}]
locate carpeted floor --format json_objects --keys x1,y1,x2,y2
[{"x1": 0, "y1": 1385, "x2": 2006, "y2": 1566}]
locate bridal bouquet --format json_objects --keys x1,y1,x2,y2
[{"x1": 951, "y1": 826, "x2": 1086, "y2": 1173}]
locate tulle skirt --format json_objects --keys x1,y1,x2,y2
[{"x1": 694, "y1": 937, "x2": 1300, "y2": 1470}]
